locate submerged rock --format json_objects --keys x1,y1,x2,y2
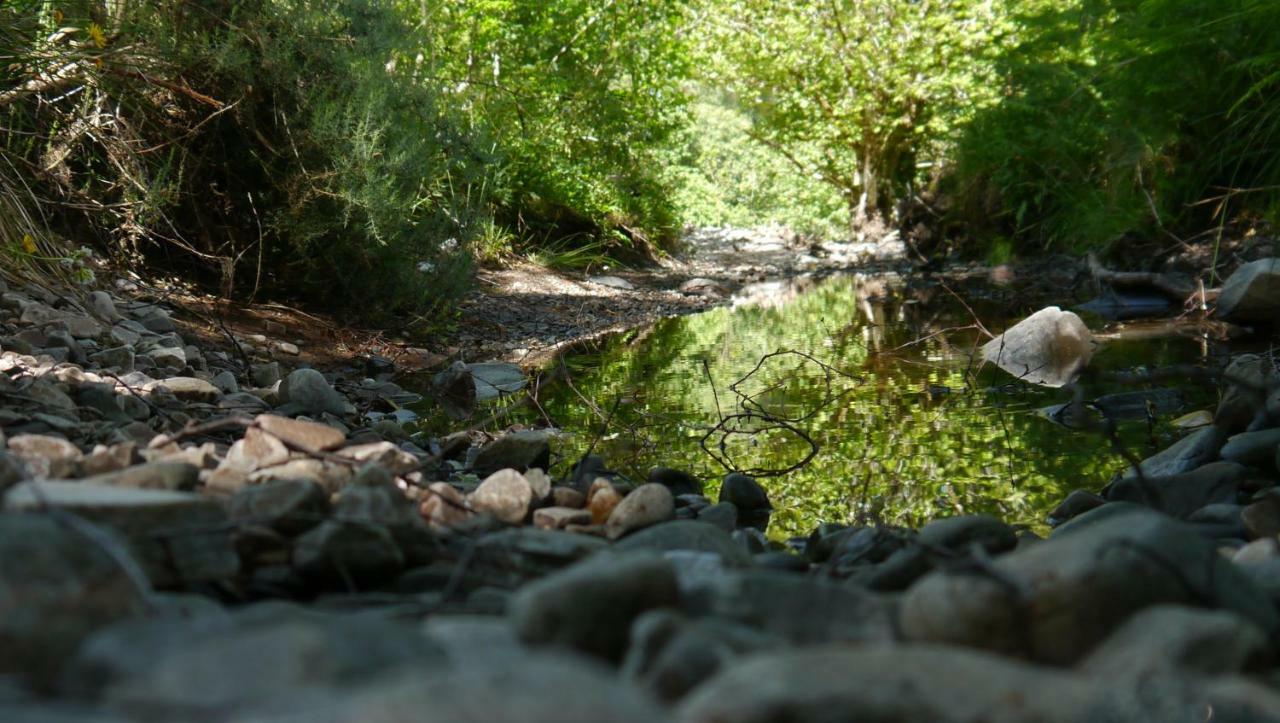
[{"x1": 982, "y1": 306, "x2": 1094, "y2": 387}]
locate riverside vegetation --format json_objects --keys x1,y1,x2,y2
[{"x1": 6, "y1": 0, "x2": 1280, "y2": 721}]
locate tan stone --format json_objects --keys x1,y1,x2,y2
[{"x1": 254, "y1": 414, "x2": 346, "y2": 452}]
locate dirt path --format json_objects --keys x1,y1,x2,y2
[{"x1": 444, "y1": 226, "x2": 909, "y2": 366}]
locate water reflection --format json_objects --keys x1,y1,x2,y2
[{"x1": 433, "y1": 273, "x2": 1225, "y2": 539}]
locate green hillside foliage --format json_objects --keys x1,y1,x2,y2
[{"x1": 5, "y1": 0, "x2": 1280, "y2": 317}]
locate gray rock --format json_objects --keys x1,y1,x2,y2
[
  {"x1": 917, "y1": 513, "x2": 1017, "y2": 554},
  {"x1": 228, "y1": 478, "x2": 328, "y2": 536},
  {"x1": 88, "y1": 291, "x2": 123, "y2": 323},
  {"x1": 622, "y1": 609, "x2": 777, "y2": 701},
  {"x1": 677, "y1": 645, "x2": 1090, "y2": 723},
  {"x1": 334, "y1": 481, "x2": 437, "y2": 565},
  {"x1": 982, "y1": 306, "x2": 1094, "y2": 388},
  {"x1": 901, "y1": 508, "x2": 1278, "y2": 664},
  {"x1": 210, "y1": 370, "x2": 238, "y2": 394},
  {"x1": 471, "y1": 528, "x2": 607, "y2": 578},
  {"x1": 697, "y1": 502, "x2": 738, "y2": 532},
  {"x1": 693, "y1": 569, "x2": 896, "y2": 645},
  {"x1": 1049, "y1": 489, "x2": 1106, "y2": 523},
  {"x1": 143, "y1": 346, "x2": 185, "y2": 370},
  {"x1": 61, "y1": 595, "x2": 233, "y2": 697},
  {"x1": 606, "y1": 483, "x2": 675, "y2": 539},
  {"x1": 64, "y1": 315, "x2": 103, "y2": 340},
  {"x1": 292, "y1": 520, "x2": 403, "y2": 587},
  {"x1": 0, "y1": 450, "x2": 30, "y2": 491},
  {"x1": 136, "y1": 308, "x2": 176, "y2": 333},
  {"x1": 236, "y1": 652, "x2": 664, "y2": 723},
  {"x1": 1221, "y1": 427, "x2": 1280, "y2": 470},
  {"x1": 470, "y1": 468, "x2": 535, "y2": 524},
  {"x1": 1079, "y1": 605, "x2": 1268, "y2": 679},
  {"x1": 1243, "y1": 490, "x2": 1280, "y2": 539},
  {"x1": 1216, "y1": 354, "x2": 1270, "y2": 435},
  {"x1": 471, "y1": 430, "x2": 551, "y2": 476},
  {"x1": 467, "y1": 361, "x2": 526, "y2": 400},
  {"x1": 589, "y1": 275, "x2": 635, "y2": 290},
  {"x1": 250, "y1": 361, "x2": 281, "y2": 388},
  {"x1": 1126, "y1": 426, "x2": 1222, "y2": 479},
  {"x1": 277, "y1": 368, "x2": 355, "y2": 416},
  {"x1": 613, "y1": 520, "x2": 754, "y2": 566},
  {"x1": 103, "y1": 604, "x2": 443, "y2": 718},
  {"x1": 26, "y1": 378, "x2": 78, "y2": 412},
  {"x1": 4, "y1": 481, "x2": 239, "y2": 588},
  {"x1": 1216, "y1": 257, "x2": 1280, "y2": 321},
  {"x1": 109, "y1": 324, "x2": 141, "y2": 347},
  {"x1": 0, "y1": 514, "x2": 146, "y2": 687},
  {"x1": 1108, "y1": 461, "x2": 1247, "y2": 519},
  {"x1": 509, "y1": 552, "x2": 679, "y2": 662},
  {"x1": 218, "y1": 392, "x2": 272, "y2": 413}
]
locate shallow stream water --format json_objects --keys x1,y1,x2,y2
[{"x1": 425, "y1": 271, "x2": 1237, "y2": 539}]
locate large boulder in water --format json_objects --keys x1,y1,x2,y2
[
  {"x1": 1216, "y1": 258, "x2": 1280, "y2": 321},
  {"x1": 982, "y1": 306, "x2": 1094, "y2": 387}
]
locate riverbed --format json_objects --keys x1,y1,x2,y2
[{"x1": 423, "y1": 270, "x2": 1233, "y2": 538}]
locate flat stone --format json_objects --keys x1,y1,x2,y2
[
  {"x1": 88, "y1": 346, "x2": 135, "y2": 372},
  {"x1": 606, "y1": 483, "x2": 675, "y2": 539},
  {"x1": 249, "y1": 458, "x2": 352, "y2": 493},
  {"x1": 1107, "y1": 461, "x2": 1247, "y2": 519},
  {"x1": 5, "y1": 481, "x2": 239, "y2": 588},
  {"x1": 469, "y1": 468, "x2": 534, "y2": 524},
  {"x1": 339, "y1": 441, "x2": 418, "y2": 474},
  {"x1": 471, "y1": 430, "x2": 550, "y2": 476},
  {"x1": 146, "y1": 376, "x2": 219, "y2": 403},
  {"x1": 7, "y1": 433, "x2": 82, "y2": 479},
  {"x1": 1126, "y1": 426, "x2": 1221, "y2": 478},
  {"x1": 144, "y1": 346, "x2": 186, "y2": 370},
  {"x1": 223, "y1": 427, "x2": 291, "y2": 471},
  {"x1": 80, "y1": 461, "x2": 199, "y2": 491},
  {"x1": 533, "y1": 506, "x2": 592, "y2": 530},
  {"x1": 65, "y1": 315, "x2": 104, "y2": 339},
  {"x1": 589, "y1": 275, "x2": 635, "y2": 290}
]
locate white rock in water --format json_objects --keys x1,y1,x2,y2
[{"x1": 982, "y1": 306, "x2": 1094, "y2": 388}]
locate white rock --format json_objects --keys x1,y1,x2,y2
[{"x1": 982, "y1": 306, "x2": 1094, "y2": 387}]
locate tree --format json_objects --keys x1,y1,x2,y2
[{"x1": 707, "y1": 0, "x2": 1006, "y2": 230}]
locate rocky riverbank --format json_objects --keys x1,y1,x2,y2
[{"x1": 5, "y1": 262, "x2": 1280, "y2": 722}]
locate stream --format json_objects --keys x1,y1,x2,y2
[{"x1": 422, "y1": 271, "x2": 1239, "y2": 539}]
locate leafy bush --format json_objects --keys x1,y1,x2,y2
[
  {"x1": 1, "y1": 0, "x2": 695, "y2": 323},
  {"x1": 951, "y1": 0, "x2": 1280, "y2": 255}
]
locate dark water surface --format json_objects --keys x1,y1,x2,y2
[{"x1": 427, "y1": 272, "x2": 1232, "y2": 539}]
